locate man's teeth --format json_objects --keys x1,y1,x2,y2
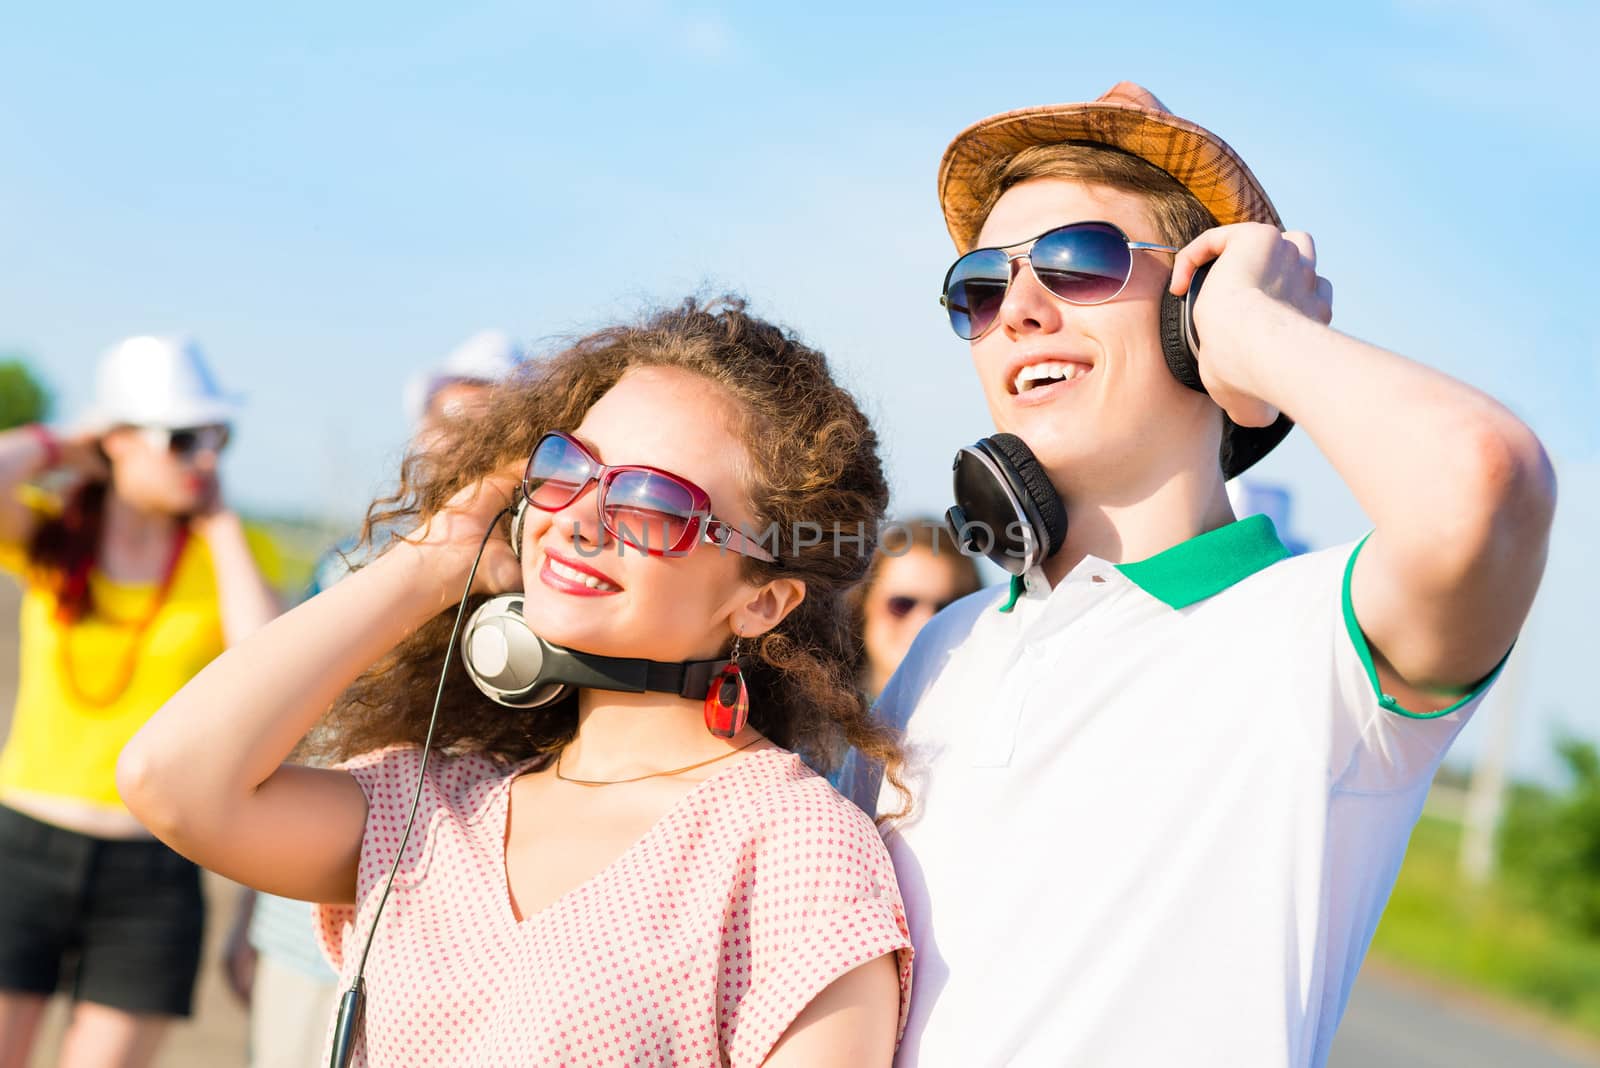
[
  {"x1": 549, "y1": 557, "x2": 619, "y2": 591},
  {"x1": 1014, "y1": 362, "x2": 1090, "y2": 394}
]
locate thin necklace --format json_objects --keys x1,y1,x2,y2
[{"x1": 554, "y1": 736, "x2": 761, "y2": 787}]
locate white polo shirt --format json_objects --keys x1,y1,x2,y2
[{"x1": 866, "y1": 515, "x2": 1498, "y2": 1068}]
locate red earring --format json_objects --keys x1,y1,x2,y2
[{"x1": 704, "y1": 635, "x2": 749, "y2": 739}]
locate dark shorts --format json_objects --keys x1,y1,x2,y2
[{"x1": 0, "y1": 802, "x2": 204, "y2": 1017}]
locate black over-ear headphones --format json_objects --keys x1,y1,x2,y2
[
  {"x1": 946, "y1": 264, "x2": 1294, "y2": 575},
  {"x1": 1157, "y1": 261, "x2": 1211, "y2": 393},
  {"x1": 946, "y1": 433, "x2": 1065, "y2": 577}
]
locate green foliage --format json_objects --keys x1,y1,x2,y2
[
  {"x1": 1372, "y1": 814, "x2": 1600, "y2": 1035},
  {"x1": 1500, "y1": 738, "x2": 1600, "y2": 937},
  {"x1": 241, "y1": 515, "x2": 344, "y2": 601},
  {"x1": 0, "y1": 358, "x2": 50, "y2": 430},
  {"x1": 1368, "y1": 742, "x2": 1600, "y2": 1038}
]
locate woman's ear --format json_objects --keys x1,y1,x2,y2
[
  {"x1": 735, "y1": 578, "x2": 806, "y2": 637},
  {"x1": 98, "y1": 427, "x2": 135, "y2": 462}
]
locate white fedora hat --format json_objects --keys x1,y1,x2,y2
[
  {"x1": 82, "y1": 335, "x2": 240, "y2": 431},
  {"x1": 403, "y1": 329, "x2": 526, "y2": 426}
]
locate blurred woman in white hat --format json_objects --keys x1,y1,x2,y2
[
  {"x1": 0, "y1": 336, "x2": 280, "y2": 1068},
  {"x1": 402, "y1": 328, "x2": 527, "y2": 448}
]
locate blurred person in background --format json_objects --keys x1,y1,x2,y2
[
  {"x1": 0, "y1": 336, "x2": 279, "y2": 1068},
  {"x1": 855, "y1": 518, "x2": 982, "y2": 701},
  {"x1": 401, "y1": 328, "x2": 527, "y2": 451},
  {"x1": 829, "y1": 518, "x2": 981, "y2": 798},
  {"x1": 221, "y1": 328, "x2": 526, "y2": 1068}
]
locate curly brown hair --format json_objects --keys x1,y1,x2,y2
[{"x1": 306, "y1": 297, "x2": 907, "y2": 813}]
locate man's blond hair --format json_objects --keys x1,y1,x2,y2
[{"x1": 976, "y1": 141, "x2": 1217, "y2": 247}]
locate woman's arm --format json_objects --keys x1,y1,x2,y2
[
  {"x1": 762, "y1": 954, "x2": 900, "y2": 1067},
  {"x1": 192, "y1": 509, "x2": 283, "y2": 645},
  {"x1": 0, "y1": 425, "x2": 105, "y2": 543},
  {"x1": 117, "y1": 473, "x2": 524, "y2": 903},
  {"x1": 222, "y1": 887, "x2": 259, "y2": 1005}
]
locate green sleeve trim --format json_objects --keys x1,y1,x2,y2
[
  {"x1": 998, "y1": 575, "x2": 1024, "y2": 614},
  {"x1": 1340, "y1": 533, "x2": 1508, "y2": 720}
]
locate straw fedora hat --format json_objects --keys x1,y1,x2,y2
[
  {"x1": 937, "y1": 81, "x2": 1292, "y2": 478},
  {"x1": 938, "y1": 81, "x2": 1282, "y2": 253}
]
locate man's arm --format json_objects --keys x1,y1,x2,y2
[{"x1": 1174, "y1": 225, "x2": 1555, "y2": 711}]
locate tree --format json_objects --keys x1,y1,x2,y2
[
  {"x1": 0, "y1": 356, "x2": 50, "y2": 430},
  {"x1": 1500, "y1": 737, "x2": 1600, "y2": 935}
]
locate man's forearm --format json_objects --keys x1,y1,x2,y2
[
  {"x1": 1218, "y1": 292, "x2": 1553, "y2": 586},
  {"x1": 1210, "y1": 291, "x2": 1553, "y2": 692}
]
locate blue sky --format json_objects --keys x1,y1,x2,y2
[{"x1": 2, "y1": 0, "x2": 1595, "y2": 781}]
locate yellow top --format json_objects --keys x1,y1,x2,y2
[{"x1": 0, "y1": 527, "x2": 226, "y2": 811}]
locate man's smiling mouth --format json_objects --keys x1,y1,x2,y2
[{"x1": 1012, "y1": 361, "x2": 1092, "y2": 395}]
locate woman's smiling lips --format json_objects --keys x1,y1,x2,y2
[{"x1": 539, "y1": 548, "x2": 623, "y2": 597}]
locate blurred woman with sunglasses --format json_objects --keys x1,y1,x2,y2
[
  {"x1": 0, "y1": 336, "x2": 280, "y2": 1068},
  {"x1": 120, "y1": 299, "x2": 913, "y2": 1066},
  {"x1": 827, "y1": 519, "x2": 980, "y2": 801},
  {"x1": 854, "y1": 519, "x2": 982, "y2": 701}
]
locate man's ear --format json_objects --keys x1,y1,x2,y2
[{"x1": 734, "y1": 578, "x2": 807, "y2": 637}]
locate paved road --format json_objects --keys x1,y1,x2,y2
[
  {"x1": 1330, "y1": 967, "x2": 1600, "y2": 1068},
  {"x1": 3, "y1": 577, "x2": 1598, "y2": 1067}
]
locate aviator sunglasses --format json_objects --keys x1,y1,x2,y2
[
  {"x1": 523, "y1": 431, "x2": 776, "y2": 562},
  {"x1": 940, "y1": 220, "x2": 1178, "y2": 340}
]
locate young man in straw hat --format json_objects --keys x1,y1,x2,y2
[{"x1": 866, "y1": 82, "x2": 1554, "y2": 1066}]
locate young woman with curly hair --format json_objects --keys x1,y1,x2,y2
[{"x1": 119, "y1": 298, "x2": 913, "y2": 1067}]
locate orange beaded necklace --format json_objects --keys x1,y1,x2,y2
[{"x1": 56, "y1": 524, "x2": 191, "y2": 709}]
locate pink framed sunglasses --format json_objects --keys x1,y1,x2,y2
[{"x1": 523, "y1": 431, "x2": 776, "y2": 562}]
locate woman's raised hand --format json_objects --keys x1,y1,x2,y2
[
  {"x1": 411, "y1": 465, "x2": 527, "y2": 599},
  {"x1": 57, "y1": 427, "x2": 112, "y2": 480}
]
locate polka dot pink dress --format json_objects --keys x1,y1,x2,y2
[{"x1": 313, "y1": 745, "x2": 912, "y2": 1066}]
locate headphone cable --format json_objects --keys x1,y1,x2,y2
[{"x1": 329, "y1": 503, "x2": 511, "y2": 1068}]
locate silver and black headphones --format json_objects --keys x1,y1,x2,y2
[{"x1": 458, "y1": 495, "x2": 732, "y2": 708}]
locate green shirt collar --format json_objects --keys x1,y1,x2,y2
[{"x1": 1001, "y1": 514, "x2": 1291, "y2": 612}]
